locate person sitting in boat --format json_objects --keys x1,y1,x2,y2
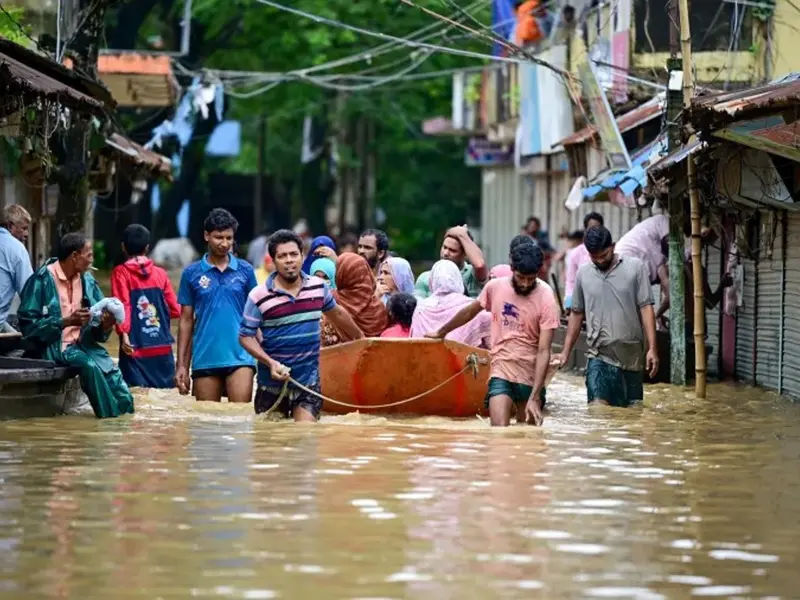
[
  {"x1": 381, "y1": 292, "x2": 416, "y2": 339},
  {"x1": 309, "y1": 257, "x2": 336, "y2": 289},
  {"x1": 321, "y1": 254, "x2": 388, "y2": 346},
  {"x1": 302, "y1": 236, "x2": 337, "y2": 275},
  {"x1": 415, "y1": 226, "x2": 487, "y2": 300},
  {"x1": 489, "y1": 264, "x2": 513, "y2": 279},
  {"x1": 376, "y1": 256, "x2": 415, "y2": 305},
  {"x1": 410, "y1": 260, "x2": 491, "y2": 349},
  {"x1": 426, "y1": 243, "x2": 560, "y2": 427},
  {"x1": 239, "y1": 230, "x2": 362, "y2": 421},
  {"x1": 358, "y1": 228, "x2": 390, "y2": 278},
  {"x1": 18, "y1": 232, "x2": 135, "y2": 419}
]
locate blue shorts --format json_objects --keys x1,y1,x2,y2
[
  {"x1": 585, "y1": 358, "x2": 643, "y2": 407},
  {"x1": 119, "y1": 352, "x2": 175, "y2": 389},
  {"x1": 484, "y1": 377, "x2": 546, "y2": 409}
]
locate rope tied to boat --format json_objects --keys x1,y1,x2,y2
[{"x1": 268, "y1": 353, "x2": 484, "y2": 413}]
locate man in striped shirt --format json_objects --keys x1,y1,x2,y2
[{"x1": 239, "y1": 229, "x2": 363, "y2": 422}]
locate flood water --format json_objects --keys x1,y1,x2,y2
[{"x1": 1, "y1": 374, "x2": 799, "y2": 598}]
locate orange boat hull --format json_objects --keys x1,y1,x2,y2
[{"x1": 320, "y1": 338, "x2": 491, "y2": 417}]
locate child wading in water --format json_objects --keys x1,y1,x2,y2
[
  {"x1": 381, "y1": 292, "x2": 416, "y2": 338},
  {"x1": 110, "y1": 224, "x2": 181, "y2": 388}
]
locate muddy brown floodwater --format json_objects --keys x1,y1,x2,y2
[{"x1": 0, "y1": 373, "x2": 799, "y2": 599}]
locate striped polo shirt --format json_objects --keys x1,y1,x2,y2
[{"x1": 239, "y1": 272, "x2": 336, "y2": 388}]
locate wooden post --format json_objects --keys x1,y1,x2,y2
[
  {"x1": 678, "y1": 0, "x2": 707, "y2": 398},
  {"x1": 667, "y1": 0, "x2": 686, "y2": 385}
]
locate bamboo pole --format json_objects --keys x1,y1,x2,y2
[{"x1": 678, "y1": 0, "x2": 707, "y2": 398}]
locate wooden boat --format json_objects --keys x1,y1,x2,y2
[
  {"x1": 319, "y1": 338, "x2": 491, "y2": 417},
  {"x1": 0, "y1": 355, "x2": 89, "y2": 418}
]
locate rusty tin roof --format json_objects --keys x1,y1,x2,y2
[
  {"x1": 692, "y1": 78, "x2": 800, "y2": 128},
  {"x1": 555, "y1": 95, "x2": 664, "y2": 148},
  {"x1": 0, "y1": 38, "x2": 113, "y2": 113}
]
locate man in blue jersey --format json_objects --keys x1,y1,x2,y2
[{"x1": 176, "y1": 208, "x2": 258, "y2": 403}]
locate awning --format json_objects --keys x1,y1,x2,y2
[
  {"x1": 106, "y1": 133, "x2": 172, "y2": 180},
  {"x1": 647, "y1": 139, "x2": 704, "y2": 178},
  {"x1": 0, "y1": 38, "x2": 112, "y2": 115},
  {"x1": 582, "y1": 137, "x2": 667, "y2": 201},
  {"x1": 691, "y1": 75, "x2": 800, "y2": 129},
  {"x1": 712, "y1": 116, "x2": 800, "y2": 164}
]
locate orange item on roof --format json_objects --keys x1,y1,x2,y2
[
  {"x1": 515, "y1": 0, "x2": 544, "y2": 46},
  {"x1": 98, "y1": 53, "x2": 172, "y2": 76}
]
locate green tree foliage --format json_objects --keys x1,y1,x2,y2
[
  {"x1": 0, "y1": 6, "x2": 32, "y2": 46},
  {"x1": 118, "y1": 0, "x2": 489, "y2": 259}
]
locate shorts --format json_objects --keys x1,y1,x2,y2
[
  {"x1": 585, "y1": 358, "x2": 643, "y2": 408},
  {"x1": 255, "y1": 383, "x2": 323, "y2": 419},
  {"x1": 484, "y1": 377, "x2": 547, "y2": 409},
  {"x1": 191, "y1": 365, "x2": 255, "y2": 379}
]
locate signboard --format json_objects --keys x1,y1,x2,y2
[
  {"x1": 611, "y1": 31, "x2": 630, "y2": 103},
  {"x1": 465, "y1": 137, "x2": 513, "y2": 167},
  {"x1": 578, "y1": 60, "x2": 632, "y2": 170}
]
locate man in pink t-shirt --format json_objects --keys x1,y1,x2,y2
[
  {"x1": 427, "y1": 243, "x2": 560, "y2": 427},
  {"x1": 565, "y1": 212, "x2": 604, "y2": 310}
]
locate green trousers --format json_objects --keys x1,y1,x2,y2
[{"x1": 63, "y1": 345, "x2": 135, "y2": 418}]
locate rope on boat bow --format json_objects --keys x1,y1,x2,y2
[{"x1": 268, "y1": 353, "x2": 484, "y2": 413}]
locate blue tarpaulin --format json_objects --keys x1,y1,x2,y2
[{"x1": 582, "y1": 137, "x2": 667, "y2": 199}]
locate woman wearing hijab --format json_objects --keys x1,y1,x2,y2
[
  {"x1": 377, "y1": 256, "x2": 415, "y2": 304},
  {"x1": 309, "y1": 257, "x2": 336, "y2": 289},
  {"x1": 321, "y1": 253, "x2": 388, "y2": 346},
  {"x1": 410, "y1": 260, "x2": 491, "y2": 348},
  {"x1": 489, "y1": 264, "x2": 513, "y2": 279},
  {"x1": 301, "y1": 236, "x2": 337, "y2": 275}
]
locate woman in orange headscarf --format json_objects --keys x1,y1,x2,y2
[{"x1": 321, "y1": 253, "x2": 388, "y2": 346}]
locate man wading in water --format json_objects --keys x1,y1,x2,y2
[
  {"x1": 176, "y1": 209, "x2": 258, "y2": 403},
  {"x1": 555, "y1": 226, "x2": 659, "y2": 407},
  {"x1": 427, "y1": 243, "x2": 560, "y2": 427},
  {"x1": 239, "y1": 230, "x2": 363, "y2": 422}
]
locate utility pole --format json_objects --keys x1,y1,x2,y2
[
  {"x1": 678, "y1": 0, "x2": 708, "y2": 398},
  {"x1": 253, "y1": 115, "x2": 266, "y2": 237},
  {"x1": 666, "y1": 0, "x2": 686, "y2": 385}
]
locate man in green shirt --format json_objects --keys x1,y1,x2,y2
[{"x1": 415, "y1": 226, "x2": 488, "y2": 299}]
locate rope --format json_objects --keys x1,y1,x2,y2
[{"x1": 272, "y1": 353, "x2": 484, "y2": 412}]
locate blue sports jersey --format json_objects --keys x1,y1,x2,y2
[{"x1": 178, "y1": 253, "x2": 257, "y2": 371}]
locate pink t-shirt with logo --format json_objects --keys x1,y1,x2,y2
[{"x1": 478, "y1": 278, "x2": 561, "y2": 386}]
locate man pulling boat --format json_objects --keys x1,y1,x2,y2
[
  {"x1": 426, "y1": 243, "x2": 560, "y2": 427},
  {"x1": 239, "y1": 230, "x2": 363, "y2": 422}
]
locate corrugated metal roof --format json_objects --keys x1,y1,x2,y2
[
  {"x1": 749, "y1": 120, "x2": 800, "y2": 146},
  {"x1": 0, "y1": 41, "x2": 106, "y2": 112},
  {"x1": 106, "y1": 133, "x2": 172, "y2": 179},
  {"x1": 647, "y1": 139, "x2": 704, "y2": 177},
  {"x1": 555, "y1": 95, "x2": 664, "y2": 147},
  {"x1": 692, "y1": 77, "x2": 800, "y2": 127}
]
